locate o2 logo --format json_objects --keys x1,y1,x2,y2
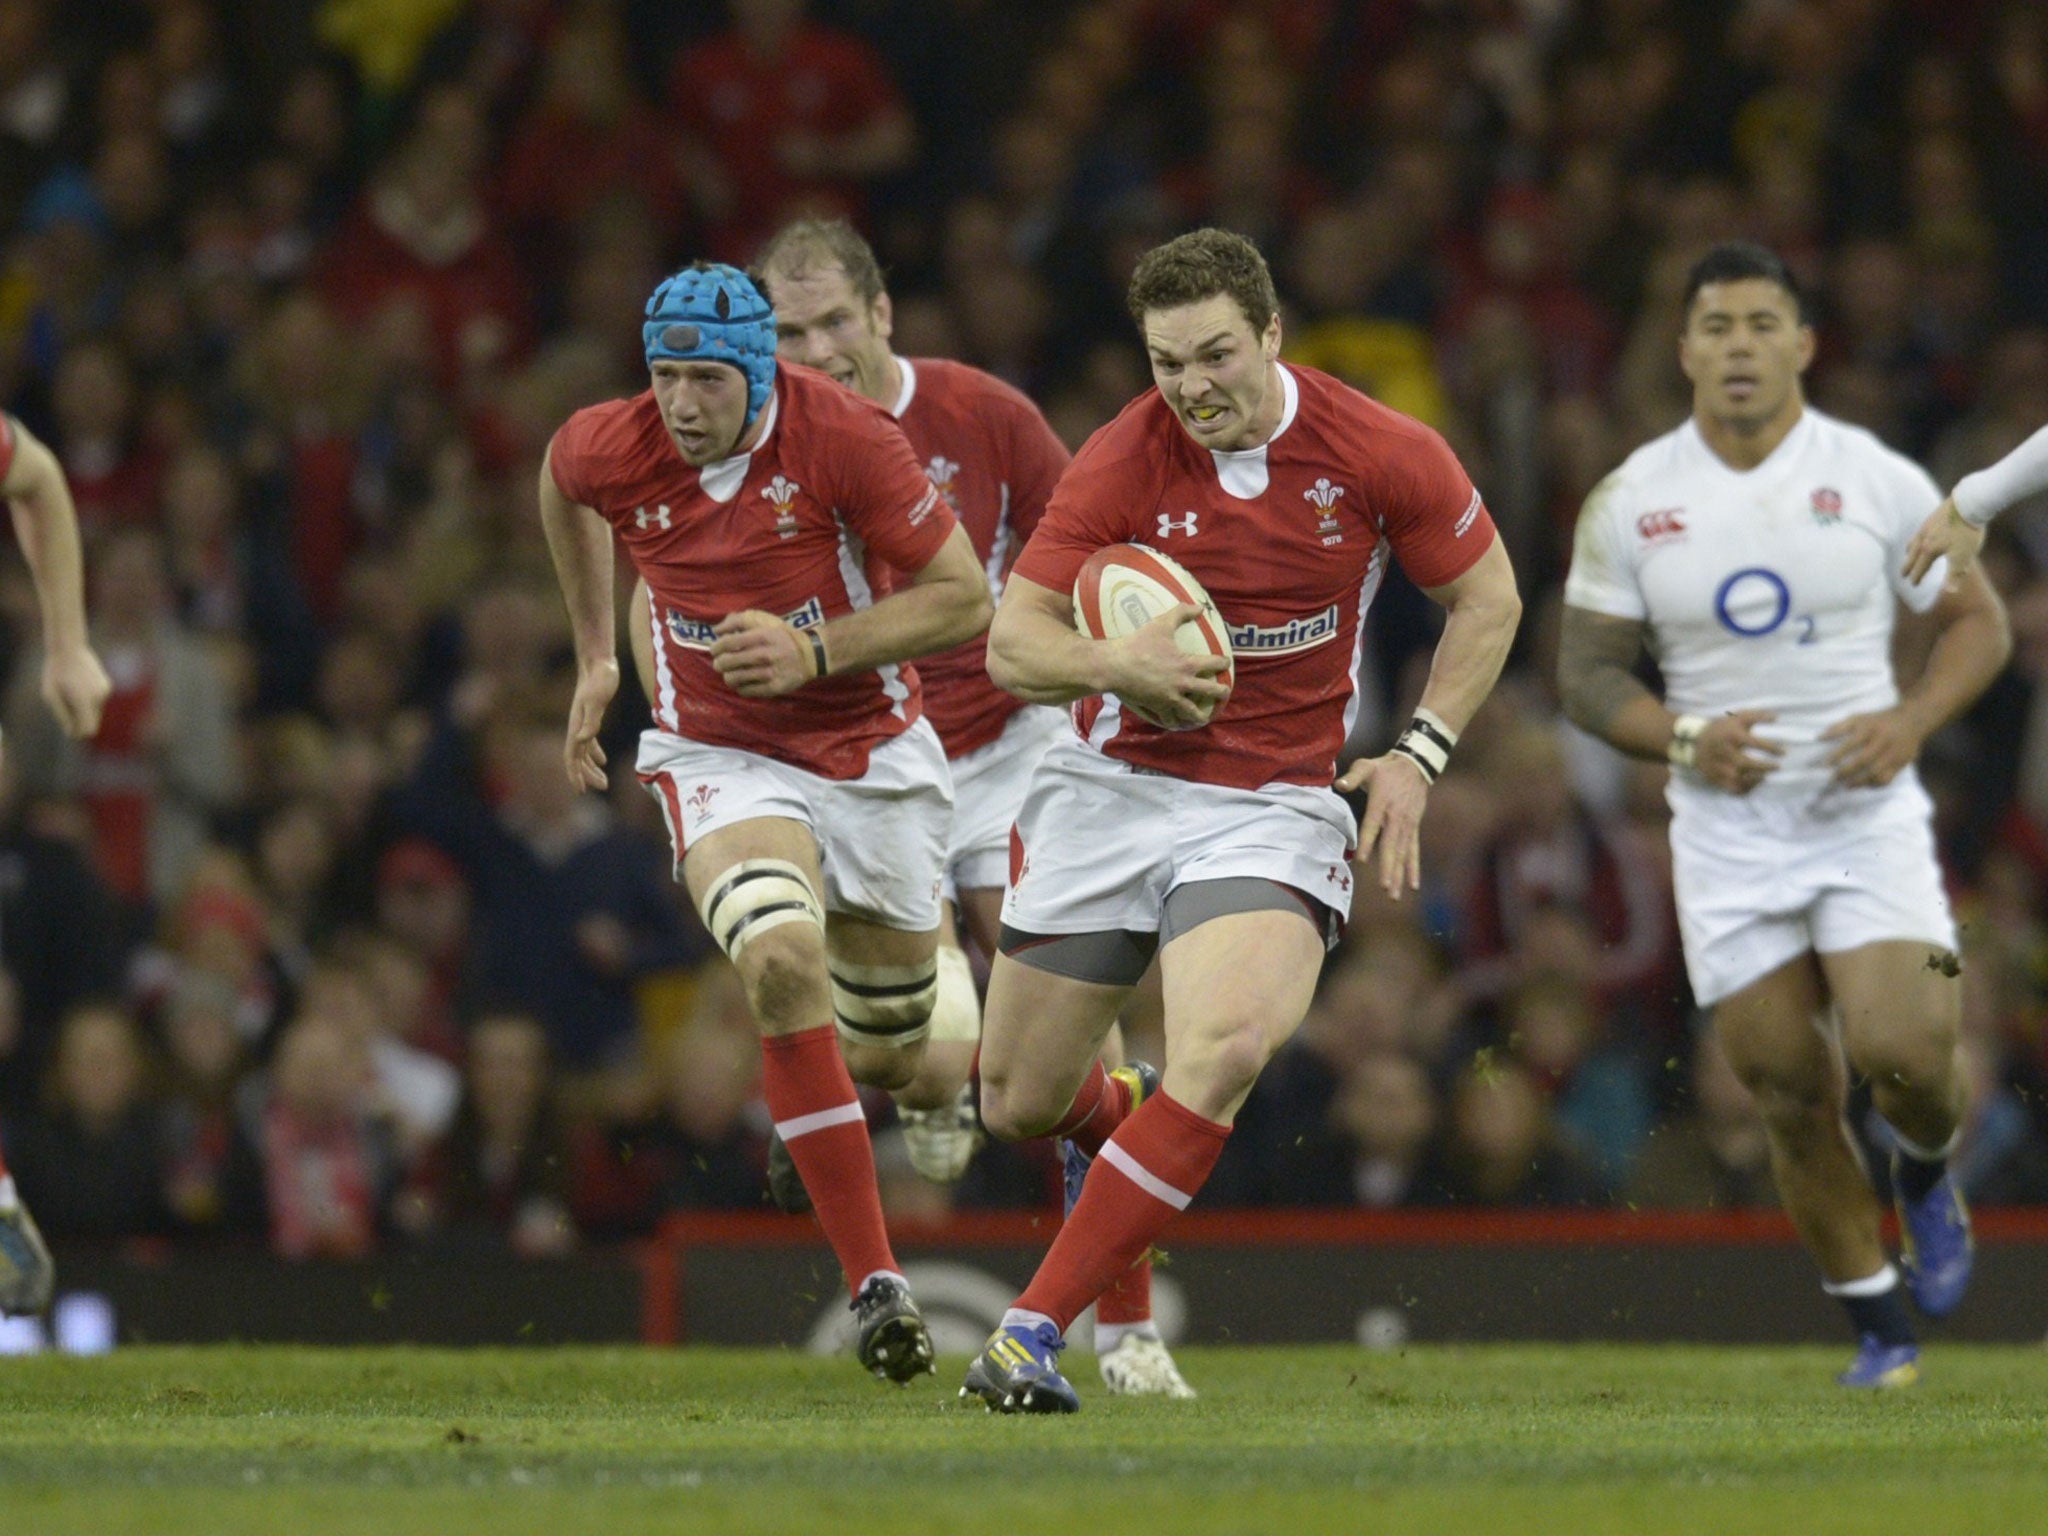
[{"x1": 1714, "y1": 567, "x2": 1816, "y2": 644}]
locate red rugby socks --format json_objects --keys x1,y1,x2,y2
[
  {"x1": 1049, "y1": 1060, "x2": 1135, "y2": 1158},
  {"x1": 1095, "y1": 1251, "x2": 1154, "y2": 1332},
  {"x1": 1018, "y1": 1091, "x2": 1228, "y2": 1332},
  {"x1": 760, "y1": 1025, "x2": 899, "y2": 1297}
]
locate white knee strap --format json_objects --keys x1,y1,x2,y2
[
  {"x1": 698, "y1": 859, "x2": 825, "y2": 961},
  {"x1": 926, "y1": 944, "x2": 982, "y2": 1045},
  {"x1": 831, "y1": 956, "x2": 939, "y2": 1049}
]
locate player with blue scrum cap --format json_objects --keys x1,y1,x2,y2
[{"x1": 538, "y1": 260, "x2": 992, "y2": 1383}]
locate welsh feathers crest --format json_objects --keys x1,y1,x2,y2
[
  {"x1": 925, "y1": 455, "x2": 961, "y2": 509},
  {"x1": 1305, "y1": 477, "x2": 1345, "y2": 541},
  {"x1": 762, "y1": 475, "x2": 801, "y2": 516}
]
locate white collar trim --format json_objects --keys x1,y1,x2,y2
[{"x1": 698, "y1": 389, "x2": 780, "y2": 503}]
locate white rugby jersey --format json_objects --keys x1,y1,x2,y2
[{"x1": 1563, "y1": 409, "x2": 1947, "y2": 803}]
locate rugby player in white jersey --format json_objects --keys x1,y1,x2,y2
[{"x1": 1559, "y1": 241, "x2": 2011, "y2": 1388}]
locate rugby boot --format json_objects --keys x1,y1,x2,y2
[
  {"x1": 0, "y1": 1197, "x2": 52, "y2": 1316},
  {"x1": 960, "y1": 1322, "x2": 1080, "y2": 1414},
  {"x1": 1892, "y1": 1152, "x2": 1973, "y2": 1319},
  {"x1": 1098, "y1": 1330, "x2": 1197, "y2": 1399},
  {"x1": 852, "y1": 1275, "x2": 936, "y2": 1383},
  {"x1": 900, "y1": 1082, "x2": 984, "y2": 1183},
  {"x1": 1060, "y1": 1061, "x2": 1160, "y2": 1214},
  {"x1": 1837, "y1": 1335, "x2": 1920, "y2": 1389},
  {"x1": 765, "y1": 1130, "x2": 813, "y2": 1215}
]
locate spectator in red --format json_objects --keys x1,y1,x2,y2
[
  {"x1": 1459, "y1": 720, "x2": 1678, "y2": 1029},
  {"x1": 50, "y1": 339, "x2": 163, "y2": 534},
  {"x1": 4, "y1": 527, "x2": 242, "y2": 912},
  {"x1": 668, "y1": 0, "x2": 916, "y2": 262},
  {"x1": 235, "y1": 291, "x2": 365, "y2": 630},
  {"x1": 247, "y1": 1009, "x2": 393, "y2": 1260},
  {"x1": 319, "y1": 82, "x2": 531, "y2": 397},
  {"x1": 497, "y1": 0, "x2": 690, "y2": 291}
]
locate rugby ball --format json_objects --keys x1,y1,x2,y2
[{"x1": 1072, "y1": 542, "x2": 1234, "y2": 730}]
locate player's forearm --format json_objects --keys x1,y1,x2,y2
[
  {"x1": 1898, "y1": 580, "x2": 2011, "y2": 740},
  {"x1": 540, "y1": 490, "x2": 616, "y2": 671},
  {"x1": 1413, "y1": 576, "x2": 1521, "y2": 737},
  {"x1": 1953, "y1": 424, "x2": 2048, "y2": 526},
  {"x1": 986, "y1": 599, "x2": 1116, "y2": 705},
  {"x1": 819, "y1": 572, "x2": 990, "y2": 678},
  {"x1": 6, "y1": 457, "x2": 91, "y2": 656},
  {"x1": 1557, "y1": 606, "x2": 1677, "y2": 761}
]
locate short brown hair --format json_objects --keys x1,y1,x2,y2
[
  {"x1": 1125, "y1": 227, "x2": 1278, "y2": 334},
  {"x1": 753, "y1": 218, "x2": 886, "y2": 307}
]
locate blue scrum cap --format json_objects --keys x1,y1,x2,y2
[{"x1": 643, "y1": 263, "x2": 778, "y2": 429}]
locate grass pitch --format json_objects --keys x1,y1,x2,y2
[{"x1": 2, "y1": 1344, "x2": 2046, "y2": 1535}]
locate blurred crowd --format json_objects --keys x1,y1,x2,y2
[{"x1": 5, "y1": 0, "x2": 2048, "y2": 1262}]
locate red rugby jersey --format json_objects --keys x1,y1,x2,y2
[
  {"x1": 549, "y1": 364, "x2": 956, "y2": 780},
  {"x1": 890, "y1": 357, "x2": 1069, "y2": 757},
  {"x1": 1011, "y1": 364, "x2": 1496, "y2": 791},
  {"x1": 0, "y1": 414, "x2": 15, "y2": 481}
]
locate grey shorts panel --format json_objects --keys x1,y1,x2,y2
[
  {"x1": 998, "y1": 877, "x2": 1339, "y2": 988},
  {"x1": 997, "y1": 925, "x2": 1157, "y2": 989},
  {"x1": 1160, "y1": 877, "x2": 1342, "y2": 951}
]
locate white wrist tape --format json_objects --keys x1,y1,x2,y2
[{"x1": 1667, "y1": 713, "x2": 1707, "y2": 770}]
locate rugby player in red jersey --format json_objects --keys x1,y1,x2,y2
[
  {"x1": 625, "y1": 222, "x2": 1197, "y2": 1396},
  {"x1": 958, "y1": 229, "x2": 1523, "y2": 1412},
  {"x1": 540, "y1": 261, "x2": 991, "y2": 1382},
  {"x1": 0, "y1": 412, "x2": 113, "y2": 1316}
]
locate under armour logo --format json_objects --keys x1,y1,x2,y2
[
  {"x1": 1157, "y1": 511, "x2": 1199, "y2": 538},
  {"x1": 635, "y1": 505, "x2": 673, "y2": 532}
]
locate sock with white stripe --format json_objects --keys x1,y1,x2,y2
[
  {"x1": 760, "y1": 1024, "x2": 898, "y2": 1298},
  {"x1": 1016, "y1": 1091, "x2": 1228, "y2": 1333},
  {"x1": 1822, "y1": 1264, "x2": 1915, "y2": 1346},
  {"x1": 1048, "y1": 1061, "x2": 1133, "y2": 1158}
]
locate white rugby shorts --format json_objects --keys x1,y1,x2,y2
[
  {"x1": 1668, "y1": 771, "x2": 1956, "y2": 1007},
  {"x1": 636, "y1": 718, "x2": 952, "y2": 932},
  {"x1": 1001, "y1": 737, "x2": 1358, "y2": 937},
  {"x1": 943, "y1": 704, "x2": 1068, "y2": 900}
]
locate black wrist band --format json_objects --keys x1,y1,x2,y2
[
  {"x1": 807, "y1": 628, "x2": 829, "y2": 679},
  {"x1": 1389, "y1": 742, "x2": 1440, "y2": 784}
]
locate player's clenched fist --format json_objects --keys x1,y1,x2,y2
[
  {"x1": 1104, "y1": 603, "x2": 1230, "y2": 729},
  {"x1": 711, "y1": 610, "x2": 820, "y2": 697},
  {"x1": 42, "y1": 644, "x2": 110, "y2": 739},
  {"x1": 1693, "y1": 708, "x2": 1782, "y2": 795}
]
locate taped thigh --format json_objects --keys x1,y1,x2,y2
[
  {"x1": 926, "y1": 944, "x2": 982, "y2": 1045},
  {"x1": 696, "y1": 859, "x2": 825, "y2": 962},
  {"x1": 831, "y1": 955, "x2": 939, "y2": 1048}
]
